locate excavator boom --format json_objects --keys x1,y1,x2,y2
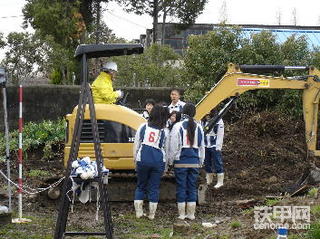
[{"x1": 195, "y1": 63, "x2": 320, "y2": 156}]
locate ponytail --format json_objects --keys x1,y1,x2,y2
[
  {"x1": 149, "y1": 105, "x2": 169, "y2": 129},
  {"x1": 182, "y1": 103, "x2": 197, "y2": 147},
  {"x1": 187, "y1": 117, "x2": 196, "y2": 146}
]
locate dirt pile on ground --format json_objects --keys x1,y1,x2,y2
[{"x1": 209, "y1": 110, "x2": 308, "y2": 201}]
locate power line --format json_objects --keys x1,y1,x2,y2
[
  {"x1": 105, "y1": 10, "x2": 148, "y2": 29},
  {"x1": 0, "y1": 15, "x2": 23, "y2": 19}
]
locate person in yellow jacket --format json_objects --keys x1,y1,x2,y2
[{"x1": 92, "y1": 61, "x2": 123, "y2": 104}]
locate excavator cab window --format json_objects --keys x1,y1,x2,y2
[{"x1": 80, "y1": 119, "x2": 136, "y2": 143}]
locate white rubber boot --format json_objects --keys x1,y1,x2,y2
[
  {"x1": 148, "y1": 202, "x2": 158, "y2": 220},
  {"x1": 186, "y1": 202, "x2": 196, "y2": 220},
  {"x1": 177, "y1": 202, "x2": 186, "y2": 220},
  {"x1": 134, "y1": 200, "x2": 144, "y2": 218},
  {"x1": 206, "y1": 173, "x2": 214, "y2": 185},
  {"x1": 214, "y1": 173, "x2": 224, "y2": 189}
]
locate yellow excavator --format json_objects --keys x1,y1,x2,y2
[
  {"x1": 195, "y1": 63, "x2": 320, "y2": 157},
  {"x1": 63, "y1": 44, "x2": 320, "y2": 201},
  {"x1": 62, "y1": 44, "x2": 175, "y2": 201}
]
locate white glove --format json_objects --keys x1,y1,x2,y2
[
  {"x1": 72, "y1": 160, "x2": 79, "y2": 168},
  {"x1": 116, "y1": 90, "x2": 124, "y2": 99}
]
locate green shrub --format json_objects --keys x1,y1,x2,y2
[
  {"x1": 306, "y1": 221, "x2": 320, "y2": 238},
  {"x1": 0, "y1": 119, "x2": 65, "y2": 159}
]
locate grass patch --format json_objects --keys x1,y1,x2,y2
[
  {"x1": 265, "y1": 198, "x2": 280, "y2": 206},
  {"x1": 311, "y1": 205, "x2": 320, "y2": 218},
  {"x1": 116, "y1": 213, "x2": 174, "y2": 239},
  {"x1": 230, "y1": 220, "x2": 241, "y2": 228},
  {"x1": 306, "y1": 221, "x2": 320, "y2": 239},
  {"x1": 0, "y1": 214, "x2": 54, "y2": 239},
  {"x1": 242, "y1": 208, "x2": 254, "y2": 215},
  {"x1": 27, "y1": 169, "x2": 50, "y2": 178},
  {"x1": 308, "y1": 188, "x2": 318, "y2": 198}
]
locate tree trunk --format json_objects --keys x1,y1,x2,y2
[
  {"x1": 152, "y1": 0, "x2": 159, "y2": 44},
  {"x1": 95, "y1": 0, "x2": 101, "y2": 44},
  {"x1": 161, "y1": 7, "x2": 167, "y2": 45},
  {"x1": 95, "y1": 0, "x2": 101, "y2": 74}
]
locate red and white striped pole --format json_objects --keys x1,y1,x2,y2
[
  {"x1": 12, "y1": 85, "x2": 31, "y2": 224},
  {"x1": 18, "y1": 85, "x2": 23, "y2": 219}
]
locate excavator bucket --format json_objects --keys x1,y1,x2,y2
[{"x1": 285, "y1": 164, "x2": 320, "y2": 197}]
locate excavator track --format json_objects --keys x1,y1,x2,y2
[
  {"x1": 107, "y1": 171, "x2": 177, "y2": 202},
  {"x1": 47, "y1": 170, "x2": 208, "y2": 203}
]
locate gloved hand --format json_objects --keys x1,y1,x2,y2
[{"x1": 116, "y1": 90, "x2": 124, "y2": 99}]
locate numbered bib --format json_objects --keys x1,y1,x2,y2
[{"x1": 142, "y1": 126, "x2": 163, "y2": 149}]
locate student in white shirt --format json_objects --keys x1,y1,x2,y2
[
  {"x1": 134, "y1": 105, "x2": 169, "y2": 220},
  {"x1": 168, "y1": 103, "x2": 205, "y2": 220},
  {"x1": 202, "y1": 112, "x2": 225, "y2": 189},
  {"x1": 168, "y1": 88, "x2": 185, "y2": 113}
]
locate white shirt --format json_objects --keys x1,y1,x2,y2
[
  {"x1": 168, "y1": 100, "x2": 186, "y2": 113},
  {"x1": 204, "y1": 119, "x2": 224, "y2": 150},
  {"x1": 133, "y1": 123, "x2": 169, "y2": 162},
  {"x1": 168, "y1": 119, "x2": 205, "y2": 166}
]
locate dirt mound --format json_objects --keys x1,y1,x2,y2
[{"x1": 208, "y1": 111, "x2": 308, "y2": 201}]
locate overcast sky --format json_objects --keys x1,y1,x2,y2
[
  {"x1": 0, "y1": 0, "x2": 320, "y2": 57},
  {"x1": 103, "y1": 0, "x2": 320, "y2": 40}
]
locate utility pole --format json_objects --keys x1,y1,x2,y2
[
  {"x1": 276, "y1": 9, "x2": 282, "y2": 25},
  {"x1": 219, "y1": 0, "x2": 228, "y2": 23},
  {"x1": 292, "y1": 8, "x2": 297, "y2": 25}
]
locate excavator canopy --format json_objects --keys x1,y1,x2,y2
[{"x1": 74, "y1": 43, "x2": 144, "y2": 59}]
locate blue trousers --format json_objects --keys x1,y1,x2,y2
[
  {"x1": 204, "y1": 147, "x2": 224, "y2": 174},
  {"x1": 134, "y1": 161, "x2": 165, "y2": 202},
  {"x1": 174, "y1": 167, "x2": 199, "y2": 203}
]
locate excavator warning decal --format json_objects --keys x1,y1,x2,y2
[{"x1": 237, "y1": 78, "x2": 270, "y2": 87}]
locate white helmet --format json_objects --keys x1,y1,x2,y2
[{"x1": 102, "y1": 61, "x2": 118, "y2": 72}]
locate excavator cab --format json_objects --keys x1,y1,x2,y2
[
  {"x1": 62, "y1": 44, "x2": 151, "y2": 201},
  {"x1": 65, "y1": 43, "x2": 145, "y2": 167}
]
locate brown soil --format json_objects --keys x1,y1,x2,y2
[{"x1": 211, "y1": 111, "x2": 308, "y2": 201}]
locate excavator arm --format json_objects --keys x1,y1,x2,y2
[{"x1": 195, "y1": 63, "x2": 320, "y2": 156}]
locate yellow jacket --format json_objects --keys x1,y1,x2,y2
[{"x1": 91, "y1": 72, "x2": 118, "y2": 104}]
